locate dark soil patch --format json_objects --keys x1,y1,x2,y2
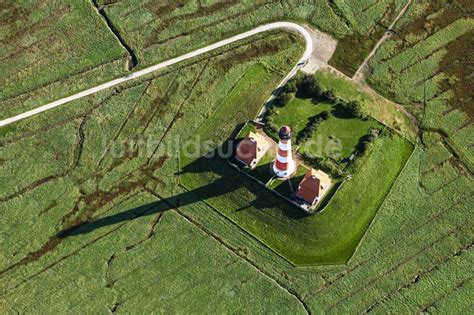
[
  {"x1": 395, "y1": 0, "x2": 474, "y2": 119},
  {"x1": 395, "y1": 0, "x2": 471, "y2": 46},
  {"x1": 39, "y1": 200, "x2": 59, "y2": 217},
  {"x1": 439, "y1": 30, "x2": 474, "y2": 119},
  {"x1": 143, "y1": 1, "x2": 269, "y2": 48},
  {"x1": 0, "y1": 237, "x2": 62, "y2": 276},
  {"x1": 329, "y1": 34, "x2": 378, "y2": 77},
  {"x1": 329, "y1": 2, "x2": 397, "y2": 77},
  {"x1": 212, "y1": 35, "x2": 285, "y2": 72},
  {"x1": 0, "y1": 173, "x2": 68, "y2": 202}
]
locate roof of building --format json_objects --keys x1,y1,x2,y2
[
  {"x1": 311, "y1": 169, "x2": 331, "y2": 187},
  {"x1": 279, "y1": 125, "x2": 292, "y2": 140},
  {"x1": 236, "y1": 131, "x2": 269, "y2": 166},
  {"x1": 296, "y1": 168, "x2": 331, "y2": 204}
]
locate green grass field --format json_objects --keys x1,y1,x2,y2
[
  {"x1": 316, "y1": 70, "x2": 418, "y2": 141},
  {"x1": 366, "y1": 0, "x2": 474, "y2": 168},
  {"x1": 272, "y1": 96, "x2": 381, "y2": 159},
  {"x1": 300, "y1": 114, "x2": 380, "y2": 158},
  {"x1": 249, "y1": 151, "x2": 275, "y2": 184},
  {"x1": 179, "y1": 66, "x2": 413, "y2": 265},
  {"x1": 1, "y1": 1, "x2": 472, "y2": 313},
  {"x1": 328, "y1": 0, "x2": 408, "y2": 76},
  {"x1": 270, "y1": 164, "x2": 308, "y2": 197},
  {"x1": 0, "y1": 0, "x2": 409, "y2": 119},
  {"x1": 269, "y1": 98, "x2": 332, "y2": 139},
  {"x1": 181, "y1": 120, "x2": 413, "y2": 265},
  {"x1": 98, "y1": 0, "x2": 406, "y2": 76},
  {"x1": 0, "y1": 31, "x2": 314, "y2": 313},
  {"x1": 0, "y1": 1, "x2": 130, "y2": 119}
]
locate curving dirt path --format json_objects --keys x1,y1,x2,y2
[{"x1": 0, "y1": 22, "x2": 314, "y2": 127}]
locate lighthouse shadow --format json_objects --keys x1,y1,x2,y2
[
  {"x1": 57, "y1": 141, "x2": 306, "y2": 238},
  {"x1": 177, "y1": 140, "x2": 308, "y2": 220}
]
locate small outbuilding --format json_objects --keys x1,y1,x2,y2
[
  {"x1": 235, "y1": 131, "x2": 270, "y2": 169},
  {"x1": 295, "y1": 169, "x2": 331, "y2": 206}
]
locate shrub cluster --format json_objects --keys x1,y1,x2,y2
[
  {"x1": 264, "y1": 73, "x2": 369, "y2": 144},
  {"x1": 264, "y1": 107, "x2": 279, "y2": 134},
  {"x1": 345, "y1": 129, "x2": 380, "y2": 173},
  {"x1": 291, "y1": 73, "x2": 367, "y2": 119},
  {"x1": 296, "y1": 111, "x2": 329, "y2": 144},
  {"x1": 355, "y1": 129, "x2": 379, "y2": 157},
  {"x1": 264, "y1": 72, "x2": 376, "y2": 176},
  {"x1": 335, "y1": 99, "x2": 367, "y2": 119},
  {"x1": 379, "y1": 127, "x2": 393, "y2": 138},
  {"x1": 271, "y1": 74, "x2": 302, "y2": 108},
  {"x1": 295, "y1": 73, "x2": 321, "y2": 96},
  {"x1": 300, "y1": 152, "x2": 345, "y2": 179}
]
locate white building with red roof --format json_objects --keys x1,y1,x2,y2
[
  {"x1": 295, "y1": 169, "x2": 332, "y2": 207},
  {"x1": 235, "y1": 131, "x2": 270, "y2": 169}
]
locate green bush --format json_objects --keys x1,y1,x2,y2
[
  {"x1": 296, "y1": 110, "x2": 330, "y2": 144},
  {"x1": 355, "y1": 131, "x2": 378, "y2": 157},
  {"x1": 321, "y1": 89, "x2": 336, "y2": 102},
  {"x1": 380, "y1": 127, "x2": 393, "y2": 138},
  {"x1": 294, "y1": 73, "x2": 321, "y2": 96},
  {"x1": 300, "y1": 152, "x2": 345, "y2": 178},
  {"x1": 338, "y1": 100, "x2": 366, "y2": 118}
]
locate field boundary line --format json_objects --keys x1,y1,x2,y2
[
  {"x1": 347, "y1": 141, "x2": 417, "y2": 265},
  {"x1": 95, "y1": 82, "x2": 152, "y2": 168},
  {"x1": 0, "y1": 22, "x2": 313, "y2": 127},
  {"x1": 157, "y1": 189, "x2": 312, "y2": 314},
  {"x1": 352, "y1": 0, "x2": 413, "y2": 80},
  {"x1": 91, "y1": 0, "x2": 138, "y2": 69},
  {"x1": 325, "y1": 221, "x2": 469, "y2": 311},
  {"x1": 0, "y1": 56, "x2": 127, "y2": 105},
  {"x1": 178, "y1": 183, "x2": 296, "y2": 267},
  {"x1": 139, "y1": 186, "x2": 310, "y2": 313},
  {"x1": 174, "y1": 207, "x2": 311, "y2": 314},
  {"x1": 365, "y1": 241, "x2": 473, "y2": 313}
]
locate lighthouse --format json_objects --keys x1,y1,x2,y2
[{"x1": 272, "y1": 125, "x2": 296, "y2": 178}]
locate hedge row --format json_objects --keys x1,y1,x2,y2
[{"x1": 296, "y1": 111, "x2": 329, "y2": 144}]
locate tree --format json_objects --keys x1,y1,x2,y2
[
  {"x1": 320, "y1": 110, "x2": 330, "y2": 120},
  {"x1": 283, "y1": 78, "x2": 298, "y2": 93},
  {"x1": 322, "y1": 89, "x2": 336, "y2": 102},
  {"x1": 297, "y1": 74, "x2": 321, "y2": 96},
  {"x1": 355, "y1": 133, "x2": 377, "y2": 156},
  {"x1": 347, "y1": 100, "x2": 366, "y2": 118},
  {"x1": 279, "y1": 92, "x2": 294, "y2": 105}
]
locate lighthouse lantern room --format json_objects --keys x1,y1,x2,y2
[{"x1": 272, "y1": 125, "x2": 296, "y2": 178}]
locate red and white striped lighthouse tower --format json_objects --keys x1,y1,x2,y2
[{"x1": 272, "y1": 125, "x2": 296, "y2": 178}]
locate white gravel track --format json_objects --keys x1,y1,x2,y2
[{"x1": 0, "y1": 22, "x2": 313, "y2": 127}]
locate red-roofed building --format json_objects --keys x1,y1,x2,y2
[
  {"x1": 295, "y1": 169, "x2": 331, "y2": 206},
  {"x1": 235, "y1": 131, "x2": 270, "y2": 169}
]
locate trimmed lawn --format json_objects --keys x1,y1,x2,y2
[
  {"x1": 315, "y1": 70, "x2": 417, "y2": 141},
  {"x1": 180, "y1": 63, "x2": 414, "y2": 265},
  {"x1": 268, "y1": 98, "x2": 332, "y2": 140},
  {"x1": 299, "y1": 111, "x2": 381, "y2": 158},
  {"x1": 268, "y1": 96, "x2": 381, "y2": 159},
  {"x1": 250, "y1": 151, "x2": 274, "y2": 184},
  {"x1": 236, "y1": 122, "x2": 257, "y2": 140},
  {"x1": 182, "y1": 134, "x2": 413, "y2": 265},
  {"x1": 270, "y1": 164, "x2": 308, "y2": 197}
]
